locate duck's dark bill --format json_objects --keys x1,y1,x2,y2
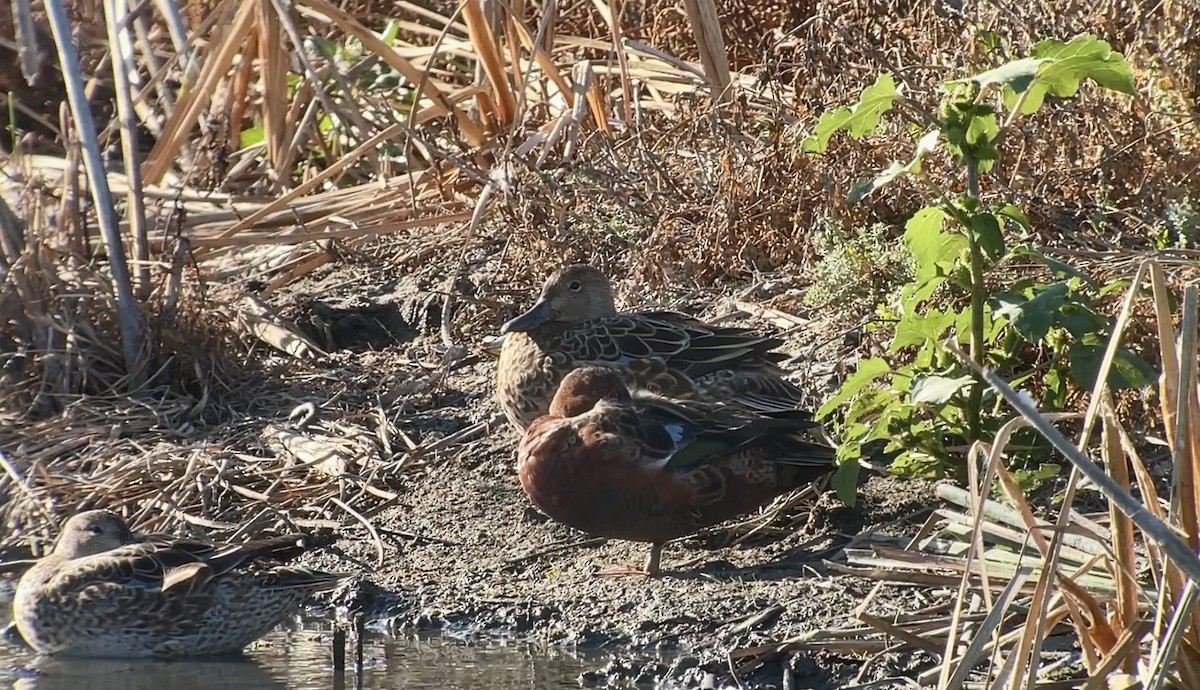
[{"x1": 501, "y1": 300, "x2": 553, "y2": 334}]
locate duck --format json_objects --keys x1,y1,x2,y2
[
  {"x1": 12, "y1": 510, "x2": 344, "y2": 658},
  {"x1": 516, "y1": 366, "x2": 837, "y2": 576},
  {"x1": 496, "y1": 264, "x2": 804, "y2": 432}
]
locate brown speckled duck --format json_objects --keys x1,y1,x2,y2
[
  {"x1": 497, "y1": 265, "x2": 804, "y2": 432},
  {"x1": 517, "y1": 367, "x2": 837, "y2": 576},
  {"x1": 13, "y1": 510, "x2": 343, "y2": 658}
]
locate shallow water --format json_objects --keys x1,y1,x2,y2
[{"x1": 0, "y1": 612, "x2": 615, "y2": 690}]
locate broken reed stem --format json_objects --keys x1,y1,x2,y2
[
  {"x1": 1170, "y1": 286, "x2": 1200, "y2": 656},
  {"x1": 103, "y1": 0, "x2": 151, "y2": 299},
  {"x1": 1100, "y1": 398, "x2": 1140, "y2": 676},
  {"x1": 678, "y1": 0, "x2": 731, "y2": 102},
  {"x1": 462, "y1": 0, "x2": 516, "y2": 128},
  {"x1": 11, "y1": 0, "x2": 40, "y2": 85},
  {"x1": 44, "y1": 0, "x2": 145, "y2": 379},
  {"x1": 946, "y1": 340, "x2": 1200, "y2": 586}
]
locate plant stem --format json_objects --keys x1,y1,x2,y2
[
  {"x1": 45, "y1": 0, "x2": 145, "y2": 380},
  {"x1": 965, "y1": 157, "x2": 985, "y2": 442}
]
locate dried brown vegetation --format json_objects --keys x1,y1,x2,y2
[{"x1": 0, "y1": 0, "x2": 1199, "y2": 684}]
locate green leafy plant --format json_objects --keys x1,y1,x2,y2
[
  {"x1": 804, "y1": 220, "x2": 914, "y2": 311},
  {"x1": 803, "y1": 34, "x2": 1156, "y2": 495},
  {"x1": 1156, "y1": 198, "x2": 1200, "y2": 249},
  {"x1": 238, "y1": 20, "x2": 414, "y2": 161}
]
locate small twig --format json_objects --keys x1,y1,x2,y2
[
  {"x1": 332, "y1": 626, "x2": 347, "y2": 688},
  {"x1": 354, "y1": 613, "x2": 365, "y2": 690},
  {"x1": 225, "y1": 507, "x2": 276, "y2": 543},
  {"x1": 726, "y1": 649, "x2": 746, "y2": 690},
  {"x1": 839, "y1": 678, "x2": 922, "y2": 690},
  {"x1": 329, "y1": 497, "x2": 386, "y2": 570},
  {"x1": 503, "y1": 536, "x2": 607, "y2": 567},
  {"x1": 375, "y1": 527, "x2": 462, "y2": 548}
]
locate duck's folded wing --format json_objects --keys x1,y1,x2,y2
[
  {"x1": 557, "y1": 315, "x2": 689, "y2": 362},
  {"x1": 634, "y1": 312, "x2": 789, "y2": 374},
  {"x1": 202, "y1": 535, "x2": 310, "y2": 575},
  {"x1": 44, "y1": 543, "x2": 185, "y2": 589},
  {"x1": 556, "y1": 313, "x2": 768, "y2": 369},
  {"x1": 40, "y1": 536, "x2": 338, "y2": 629},
  {"x1": 36, "y1": 544, "x2": 215, "y2": 633},
  {"x1": 633, "y1": 399, "x2": 831, "y2": 473}
]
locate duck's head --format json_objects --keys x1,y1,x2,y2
[
  {"x1": 501, "y1": 265, "x2": 616, "y2": 334},
  {"x1": 53, "y1": 510, "x2": 138, "y2": 559},
  {"x1": 548, "y1": 366, "x2": 633, "y2": 418}
]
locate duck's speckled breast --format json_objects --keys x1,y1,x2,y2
[{"x1": 497, "y1": 332, "x2": 564, "y2": 431}]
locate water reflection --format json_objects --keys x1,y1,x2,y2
[{"x1": 0, "y1": 613, "x2": 598, "y2": 690}]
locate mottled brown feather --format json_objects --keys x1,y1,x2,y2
[
  {"x1": 14, "y1": 510, "x2": 344, "y2": 659},
  {"x1": 497, "y1": 265, "x2": 804, "y2": 431}
]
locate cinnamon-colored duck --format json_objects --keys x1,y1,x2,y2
[
  {"x1": 496, "y1": 264, "x2": 804, "y2": 432},
  {"x1": 516, "y1": 366, "x2": 837, "y2": 576}
]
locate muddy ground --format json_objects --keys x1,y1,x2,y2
[{"x1": 237, "y1": 259, "x2": 955, "y2": 690}]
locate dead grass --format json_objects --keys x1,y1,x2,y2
[{"x1": 0, "y1": 0, "x2": 1198, "y2": 683}]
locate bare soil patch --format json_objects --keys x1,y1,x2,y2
[{"x1": 224, "y1": 259, "x2": 946, "y2": 688}]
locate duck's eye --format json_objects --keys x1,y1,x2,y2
[
  {"x1": 89, "y1": 525, "x2": 105, "y2": 535},
  {"x1": 567, "y1": 280, "x2": 581, "y2": 291}
]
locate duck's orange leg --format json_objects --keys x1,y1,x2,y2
[
  {"x1": 644, "y1": 542, "x2": 663, "y2": 576},
  {"x1": 597, "y1": 542, "x2": 664, "y2": 577}
]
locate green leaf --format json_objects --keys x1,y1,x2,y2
[
  {"x1": 983, "y1": 305, "x2": 1007, "y2": 341},
  {"x1": 817, "y1": 357, "x2": 891, "y2": 418},
  {"x1": 900, "y1": 276, "x2": 945, "y2": 308},
  {"x1": 904, "y1": 206, "x2": 967, "y2": 285},
  {"x1": 889, "y1": 450, "x2": 949, "y2": 480},
  {"x1": 1056, "y1": 302, "x2": 1107, "y2": 339},
  {"x1": 976, "y1": 28, "x2": 1002, "y2": 54},
  {"x1": 802, "y1": 73, "x2": 900, "y2": 154},
  {"x1": 971, "y1": 213, "x2": 1005, "y2": 261},
  {"x1": 952, "y1": 305, "x2": 1004, "y2": 345},
  {"x1": 1099, "y1": 278, "x2": 1133, "y2": 297},
  {"x1": 1043, "y1": 257, "x2": 1098, "y2": 288},
  {"x1": 1011, "y1": 463, "x2": 1061, "y2": 492},
  {"x1": 905, "y1": 207, "x2": 949, "y2": 262},
  {"x1": 1044, "y1": 365, "x2": 1067, "y2": 409},
  {"x1": 966, "y1": 112, "x2": 1000, "y2": 172},
  {"x1": 1008, "y1": 34, "x2": 1137, "y2": 114},
  {"x1": 847, "y1": 129, "x2": 942, "y2": 203},
  {"x1": 911, "y1": 374, "x2": 975, "y2": 405},
  {"x1": 1067, "y1": 342, "x2": 1158, "y2": 390},
  {"x1": 832, "y1": 461, "x2": 860, "y2": 507},
  {"x1": 381, "y1": 19, "x2": 402, "y2": 45},
  {"x1": 848, "y1": 160, "x2": 907, "y2": 204},
  {"x1": 990, "y1": 282, "x2": 1069, "y2": 341},
  {"x1": 961, "y1": 57, "x2": 1045, "y2": 93},
  {"x1": 1033, "y1": 34, "x2": 1137, "y2": 96},
  {"x1": 997, "y1": 204, "x2": 1030, "y2": 232},
  {"x1": 913, "y1": 127, "x2": 942, "y2": 163},
  {"x1": 891, "y1": 309, "x2": 957, "y2": 351},
  {"x1": 239, "y1": 125, "x2": 264, "y2": 148},
  {"x1": 286, "y1": 72, "x2": 303, "y2": 96}
]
